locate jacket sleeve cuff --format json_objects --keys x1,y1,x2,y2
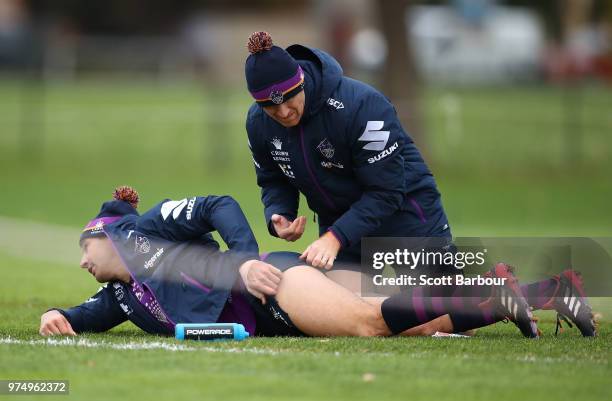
[
  {"x1": 267, "y1": 219, "x2": 279, "y2": 237},
  {"x1": 232, "y1": 251, "x2": 261, "y2": 272},
  {"x1": 327, "y1": 227, "x2": 348, "y2": 249}
]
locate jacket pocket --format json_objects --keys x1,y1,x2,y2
[{"x1": 180, "y1": 271, "x2": 211, "y2": 294}]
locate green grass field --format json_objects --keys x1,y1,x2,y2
[{"x1": 0, "y1": 79, "x2": 611, "y2": 400}]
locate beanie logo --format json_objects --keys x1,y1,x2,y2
[
  {"x1": 87, "y1": 219, "x2": 105, "y2": 235},
  {"x1": 250, "y1": 66, "x2": 304, "y2": 104},
  {"x1": 270, "y1": 90, "x2": 284, "y2": 105}
]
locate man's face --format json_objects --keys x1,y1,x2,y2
[
  {"x1": 79, "y1": 237, "x2": 128, "y2": 283},
  {"x1": 262, "y1": 90, "x2": 305, "y2": 128}
]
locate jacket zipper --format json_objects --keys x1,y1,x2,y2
[{"x1": 298, "y1": 125, "x2": 337, "y2": 211}]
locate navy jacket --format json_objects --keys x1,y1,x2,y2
[
  {"x1": 55, "y1": 195, "x2": 259, "y2": 335},
  {"x1": 247, "y1": 45, "x2": 450, "y2": 258}
]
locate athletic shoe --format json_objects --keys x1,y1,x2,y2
[
  {"x1": 479, "y1": 263, "x2": 540, "y2": 338},
  {"x1": 541, "y1": 269, "x2": 597, "y2": 337}
]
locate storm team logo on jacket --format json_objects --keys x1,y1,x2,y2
[
  {"x1": 134, "y1": 236, "x2": 150, "y2": 254},
  {"x1": 317, "y1": 138, "x2": 335, "y2": 159}
]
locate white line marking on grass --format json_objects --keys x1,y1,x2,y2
[
  {"x1": 0, "y1": 336, "x2": 280, "y2": 355},
  {"x1": 0, "y1": 336, "x2": 607, "y2": 365}
]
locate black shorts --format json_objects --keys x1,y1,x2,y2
[
  {"x1": 246, "y1": 294, "x2": 306, "y2": 337},
  {"x1": 248, "y1": 251, "x2": 363, "y2": 336},
  {"x1": 248, "y1": 252, "x2": 306, "y2": 337},
  {"x1": 261, "y1": 250, "x2": 363, "y2": 272},
  {"x1": 259, "y1": 251, "x2": 303, "y2": 272}
]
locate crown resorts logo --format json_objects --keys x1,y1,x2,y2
[{"x1": 271, "y1": 137, "x2": 282, "y2": 150}]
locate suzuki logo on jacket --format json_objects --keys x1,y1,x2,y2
[
  {"x1": 160, "y1": 198, "x2": 196, "y2": 221},
  {"x1": 358, "y1": 121, "x2": 390, "y2": 151}
]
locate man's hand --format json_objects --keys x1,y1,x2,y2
[
  {"x1": 271, "y1": 214, "x2": 306, "y2": 241},
  {"x1": 39, "y1": 310, "x2": 77, "y2": 336},
  {"x1": 239, "y1": 259, "x2": 283, "y2": 304},
  {"x1": 300, "y1": 231, "x2": 341, "y2": 270}
]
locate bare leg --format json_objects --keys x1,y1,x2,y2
[
  {"x1": 276, "y1": 265, "x2": 466, "y2": 337},
  {"x1": 276, "y1": 266, "x2": 456, "y2": 337},
  {"x1": 275, "y1": 266, "x2": 391, "y2": 337}
]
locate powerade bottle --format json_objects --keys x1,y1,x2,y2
[{"x1": 175, "y1": 323, "x2": 250, "y2": 341}]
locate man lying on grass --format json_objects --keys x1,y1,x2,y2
[{"x1": 40, "y1": 187, "x2": 596, "y2": 338}]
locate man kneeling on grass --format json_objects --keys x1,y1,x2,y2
[{"x1": 40, "y1": 187, "x2": 596, "y2": 338}]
